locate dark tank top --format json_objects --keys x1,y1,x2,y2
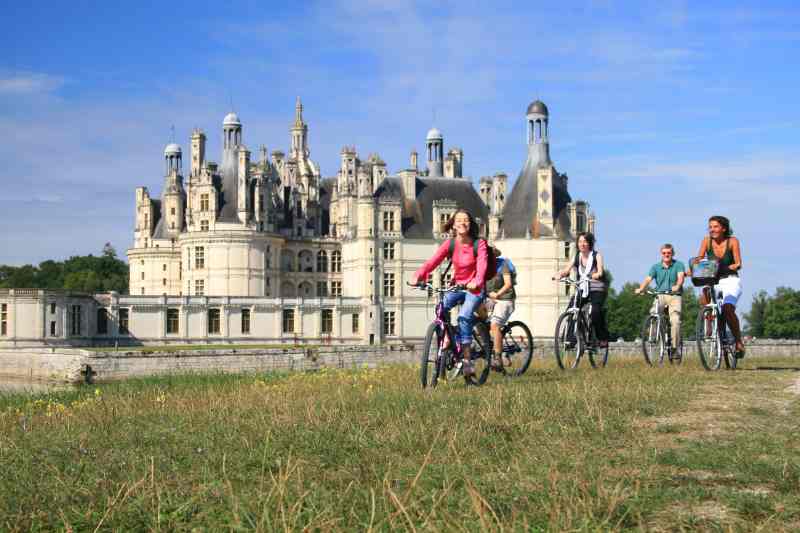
[{"x1": 706, "y1": 238, "x2": 737, "y2": 278}]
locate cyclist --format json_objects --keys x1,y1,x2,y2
[
  {"x1": 553, "y1": 232, "x2": 609, "y2": 348},
  {"x1": 484, "y1": 246, "x2": 516, "y2": 369},
  {"x1": 634, "y1": 243, "x2": 685, "y2": 357},
  {"x1": 410, "y1": 209, "x2": 488, "y2": 376},
  {"x1": 693, "y1": 215, "x2": 744, "y2": 357}
]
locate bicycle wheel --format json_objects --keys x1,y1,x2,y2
[
  {"x1": 465, "y1": 321, "x2": 492, "y2": 385},
  {"x1": 501, "y1": 320, "x2": 534, "y2": 376},
  {"x1": 724, "y1": 345, "x2": 737, "y2": 370},
  {"x1": 696, "y1": 308, "x2": 722, "y2": 371},
  {"x1": 554, "y1": 311, "x2": 583, "y2": 370},
  {"x1": 641, "y1": 315, "x2": 660, "y2": 367},
  {"x1": 420, "y1": 322, "x2": 443, "y2": 388}
]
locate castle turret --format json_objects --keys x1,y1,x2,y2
[
  {"x1": 220, "y1": 112, "x2": 242, "y2": 220},
  {"x1": 290, "y1": 97, "x2": 309, "y2": 159},
  {"x1": 162, "y1": 143, "x2": 185, "y2": 236},
  {"x1": 237, "y1": 145, "x2": 251, "y2": 224},
  {"x1": 426, "y1": 127, "x2": 443, "y2": 177},
  {"x1": 191, "y1": 129, "x2": 205, "y2": 176}
]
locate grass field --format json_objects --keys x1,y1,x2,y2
[{"x1": 1, "y1": 356, "x2": 799, "y2": 531}]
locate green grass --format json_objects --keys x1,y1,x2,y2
[
  {"x1": 1, "y1": 357, "x2": 799, "y2": 531},
  {"x1": 80, "y1": 344, "x2": 314, "y2": 353}
]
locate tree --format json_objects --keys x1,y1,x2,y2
[
  {"x1": 680, "y1": 289, "x2": 700, "y2": 340},
  {"x1": 606, "y1": 282, "x2": 651, "y2": 341},
  {"x1": 763, "y1": 287, "x2": 800, "y2": 339},
  {"x1": 744, "y1": 290, "x2": 769, "y2": 337}
]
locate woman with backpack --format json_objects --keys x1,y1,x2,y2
[
  {"x1": 410, "y1": 209, "x2": 488, "y2": 377},
  {"x1": 553, "y1": 232, "x2": 609, "y2": 348}
]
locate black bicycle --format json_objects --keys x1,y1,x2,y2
[
  {"x1": 640, "y1": 290, "x2": 683, "y2": 366},
  {"x1": 484, "y1": 316, "x2": 534, "y2": 377},
  {"x1": 553, "y1": 278, "x2": 608, "y2": 370},
  {"x1": 411, "y1": 282, "x2": 493, "y2": 388}
]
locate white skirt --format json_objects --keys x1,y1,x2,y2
[{"x1": 714, "y1": 275, "x2": 742, "y2": 307}]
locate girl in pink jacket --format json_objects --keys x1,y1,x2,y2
[{"x1": 410, "y1": 209, "x2": 488, "y2": 375}]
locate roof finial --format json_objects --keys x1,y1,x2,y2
[{"x1": 295, "y1": 96, "x2": 303, "y2": 125}]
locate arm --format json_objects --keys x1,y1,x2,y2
[
  {"x1": 467, "y1": 239, "x2": 489, "y2": 291},
  {"x1": 673, "y1": 264, "x2": 685, "y2": 293},
  {"x1": 693, "y1": 236, "x2": 708, "y2": 264},
  {"x1": 729, "y1": 237, "x2": 742, "y2": 272},
  {"x1": 489, "y1": 269, "x2": 513, "y2": 300},
  {"x1": 411, "y1": 240, "x2": 450, "y2": 284},
  {"x1": 554, "y1": 255, "x2": 575, "y2": 279},
  {"x1": 635, "y1": 275, "x2": 653, "y2": 295},
  {"x1": 591, "y1": 252, "x2": 604, "y2": 280}
]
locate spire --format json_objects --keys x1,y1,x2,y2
[{"x1": 294, "y1": 96, "x2": 304, "y2": 127}]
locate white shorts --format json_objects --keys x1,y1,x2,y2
[
  {"x1": 714, "y1": 275, "x2": 742, "y2": 307},
  {"x1": 489, "y1": 300, "x2": 515, "y2": 326}
]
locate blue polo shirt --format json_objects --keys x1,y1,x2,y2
[{"x1": 648, "y1": 260, "x2": 685, "y2": 293}]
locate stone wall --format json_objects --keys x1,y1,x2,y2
[{"x1": 0, "y1": 340, "x2": 797, "y2": 384}]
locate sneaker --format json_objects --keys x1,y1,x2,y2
[{"x1": 461, "y1": 360, "x2": 475, "y2": 377}]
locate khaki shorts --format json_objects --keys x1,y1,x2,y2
[{"x1": 489, "y1": 300, "x2": 515, "y2": 326}]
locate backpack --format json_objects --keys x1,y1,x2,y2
[{"x1": 443, "y1": 238, "x2": 497, "y2": 282}]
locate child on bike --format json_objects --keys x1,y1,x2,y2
[
  {"x1": 484, "y1": 247, "x2": 516, "y2": 369},
  {"x1": 410, "y1": 209, "x2": 488, "y2": 377},
  {"x1": 553, "y1": 232, "x2": 609, "y2": 348}
]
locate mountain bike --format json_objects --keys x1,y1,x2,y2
[
  {"x1": 553, "y1": 278, "x2": 609, "y2": 370},
  {"x1": 696, "y1": 285, "x2": 737, "y2": 371},
  {"x1": 482, "y1": 314, "x2": 534, "y2": 377},
  {"x1": 411, "y1": 282, "x2": 493, "y2": 388},
  {"x1": 640, "y1": 290, "x2": 683, "y2": 366}
]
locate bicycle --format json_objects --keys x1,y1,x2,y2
[
  {"x1": 411, "y1": 282, "x2": 493, "y2": 388},
  {"x1": 640, "y1": 290, "x2": 684, "y2": 366},
  {"x1": 480, "y1": 312, "x2": 534, "y2": 377},
  {"x1": 553, "y1": 278, "x2": 609, "y2": 370},
  {"x1": 695, "y1": 285, "x2": 738, "y2": 371}
]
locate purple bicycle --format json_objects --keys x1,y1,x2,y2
[{"x1": 409, "y1": 281, "x2": 492, "y2": 388}]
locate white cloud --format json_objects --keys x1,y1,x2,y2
[{"x1": 0, "y1": 73, "x2": 64, "y2": 95}]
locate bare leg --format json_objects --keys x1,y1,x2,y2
[
  {"x1": 722, "y1": 303, "x2": 744, "y2": 353},
  {"x1": 490, "y1": 322, "x2": 502, "y2": 361}
]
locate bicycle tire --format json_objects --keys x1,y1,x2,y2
[
  {"x1": 420, "y1": 322, "x2": 442, "y2": 389},
  {"x1": 465, "y1": 321, "x2": 492, "y2": 385},
  {"x1": 725, "y1": 345, "x2": 737, "y2": 370},
  {"x1": 554, "y1": 311, "x2": 583, "y2": 370},
  {"x1": 696, "y1": 308, "x2": 722, "y2": 371},
  {"x1": 501, "y1": 320, "x2": 534, "y2": 376},
  {"x1": 641, "y1": 315, "x2": 659, "y2": 366}
]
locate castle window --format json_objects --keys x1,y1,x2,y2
[
  {"x1": 383, "y1": 242, "x2": 395, "y2": 260},
  {"x1": 352, "y1": 313, "x2": 359, "y2": 334},
  {"x1": 241, "y1": 309, "x2": 250, "y2": 335},
  {"x1": 383, "y1": 311, "x2": 396, "y2": 336},
  {"x1": 321, "y1": 309, "x2": 333, "y2": 334},
  {"x1": 331, "y1": 251, "x2": 341, "y2": 272},
  {"x1": 50, "y1": 321, "x2": 56, "y2": 336},
  {"x1": 316, "y1": 250, "x2": 328, "y2": 272},
  {"x1": 1, "y1": 303, "x2": 7, "y2": 336},
  {"x1": 576, "y1": 212, "x2": 587, "y2": 233},
  {"x1": 317, "y1": 281, "x2": 328, "y2": 297},
  {"x1": 564, "y1": 242, "x2": 571, "y2": 259},
  {"x1": 118, "y1": 308, "x2": 129, "y2": 335},
  {"x1": 200, "y1": 220, "x2": 209, "y2": 232},
  {"x1": 68, "y1": 305, "x2": 82, "y2": 336},
  {"x1": 200, "y1": 194, "x2": 209, "y2": 211},
  {"x1": 382, "y1": 211, "x2": 395, "y2": 232},
  {"x1": 171, "y1": 207, "x2": 176, "y2": 215},
  {"x1": 195, "y1": 279, "x2": 205, "y2": 296},
  {"x1": 207, "y1": 309, "x2": 221, "y2": 334},
  {"x1": 162, "y1": 278, "x2": 167, "y2": 286},
  {"x1": 50, "y1": 303, "x2": 56, "y2": 314},
  {"x1": 141, "y1": 272, "x2": 145, "y2": 281},
  {"x1": 97, "y1": 309, "x2": 108, "y2": 335},
  {"x1": 163, "y1": 264, "x2": 167, "y2": 271},
  {"x1": 439, "y1": 213, "x2": 450, "y2": 232},
  {"x1": 195, "y1": 247, "x2": 205, "y2": 269},
  {"x1": 331, "y1": 281, "x2": 342, "y2": 297},
  {"x1": 282, "y1": 309, "x2": 295, "y2": 334},
  {"x1": 141, "y1": 288, "x2": 145, "y2": 295},
  {"x1": 383, "y1": 273, "x2": 395, "y2": 297},
  {"x1": 166, "y1": 308, "x2": 179, "y2": 334}
]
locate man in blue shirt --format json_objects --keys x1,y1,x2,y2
[{"x1": 635, "y1": 244, "x2": 686, "y2": 354}]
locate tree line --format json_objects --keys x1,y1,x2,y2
[{"x1": 0, "y1": 243, "x2": 128, "y2": 294}]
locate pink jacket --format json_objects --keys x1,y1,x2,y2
[{"x1": 414, "y1": 238, "x2": 488, "y2": 294}]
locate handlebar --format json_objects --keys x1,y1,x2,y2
[
  {"x1": 407, "y1": 281, "x2": 466, "y2": 293},
  {"x1": 640, "y1": 289, "x2": 679, "y2": 296}
]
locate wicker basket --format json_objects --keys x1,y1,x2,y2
[{"x1": 689, "y1": 257, "x2": 719, "y2": 287}]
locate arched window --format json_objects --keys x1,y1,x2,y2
[
  {"x1": 299, "y1": 281, "x2": 314, "y2": 298},
  {"x1": 298, "y1": 250, "x2": 314, "y2": 272},
  {"x1": 317, "y1": 250, "x2": 328, "y2": 273},
  {"x1": 280, "y1": 281, "x2": 296, "y2": 298}
]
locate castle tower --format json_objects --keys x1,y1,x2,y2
[
  {"x1": 237, "y1": 145, "x2": 251, "y2": 224},
  {"x1": 162, "y1": 143, "x2": 185, "y2": 236},
  {"x1": 190, "y1": 129, "x2": 205, "y2": 176},
  {"x1": 526, "y1": 100, "x2": 551, "y2": 167},
  {"x1": 291, "y1": 97, "x2": 309, "y2": 159},
  {"x1": 426, "y1": 127, "x2": 443, "y2": 177},
  {"x1": 221, "y1": 112, "x2": 242, "y2": 220}
]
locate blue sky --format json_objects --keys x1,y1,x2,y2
[{"x1": 1, "y1": 0, "x2": 798, "y2": 310}]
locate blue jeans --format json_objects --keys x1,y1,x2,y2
[{"x1": 442, "y1": 289, "x2": 485, "y2": 345}]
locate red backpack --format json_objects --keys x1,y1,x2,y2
[{"x1": 443, "y1": 238, "x2": 497, "y2": 284}]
